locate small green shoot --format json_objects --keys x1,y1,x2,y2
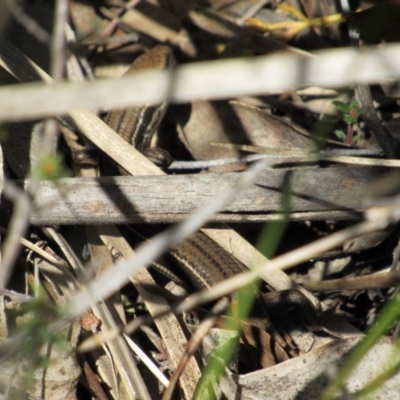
[
  {"x1": 10, "y1": 287, "x2": 68, "y2": 390},
  {"x1": 333, "y1": 99, "x2": 362, "y2": 124},
  {"x1": 332, "y1": 99, "x2": 362, "y2": 145},
  {"x1": 31, "y1": 153, "x2": 68, "y2": 180}
]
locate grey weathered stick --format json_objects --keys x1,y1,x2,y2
[{"x1": 9, "y1": 166, "x2": 380, "y2": 225}]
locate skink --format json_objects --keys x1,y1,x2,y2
[
  {"x1": 104, "y1": 45, "x2": 331, "y2": 354},
  {"x1": 105, "y1": 45, "x2": 174, "y2": 152},
  {"x1": 104, "y1": 45, "x2": 255, "y2": 295}
]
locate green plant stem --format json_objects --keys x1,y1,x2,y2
[{"x1": 354, "y1": 356, "x2": 400, "y2": 398}]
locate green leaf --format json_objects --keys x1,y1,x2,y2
[
  {"x1": 352, "y1": 134, "x2": 360, "y2": 143},
  {"x1": 349, "y1": 99, "x2": 361, "y2": 112},
  {"x1": 334, "y1": 130, "x2": 347, "y2": 141},
  {"x1": 344, "y1": 115, "x2": 357, "y2": 124},
  {"x1": 332, "y1": 101, "x2": 350, "y2": 113}
]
